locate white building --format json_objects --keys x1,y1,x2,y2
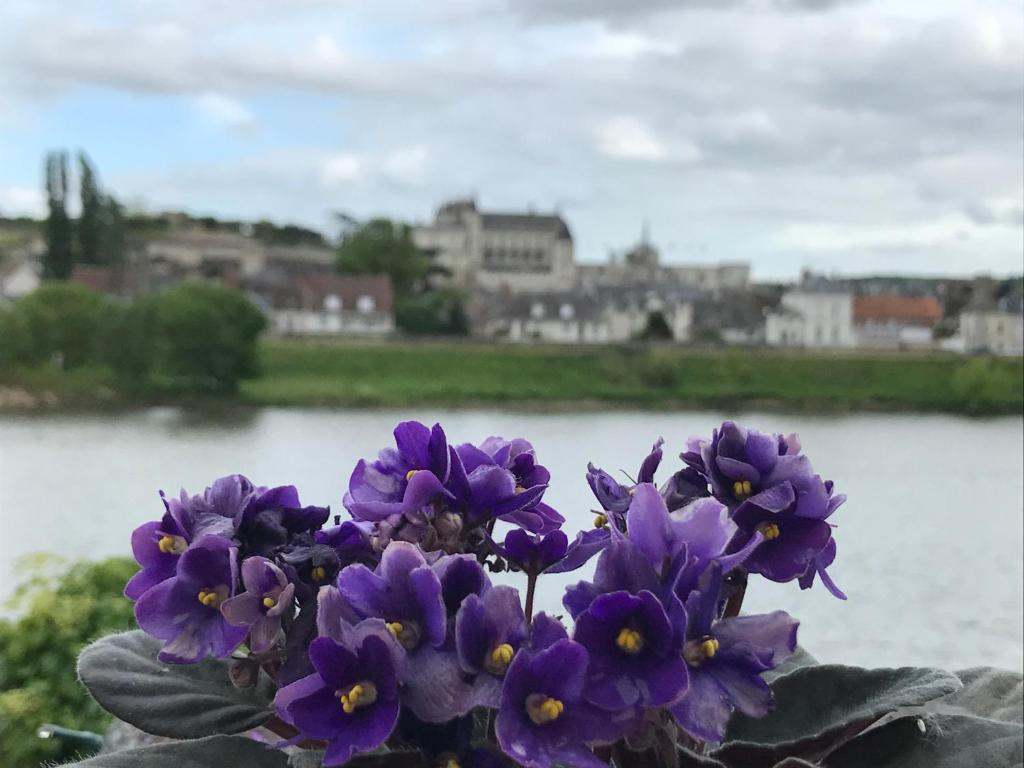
[
  {"x1": 577, "y1": 239, "x2": 749, "y2": 295},
  {"x1": 413, "y1": 200, "x2": 575, "y2": 293},
  {"x1": 853, "y1": 294, "x2": 942, "y2": 350},
  {"x1": 765, "y1": 289, "x2": 855, "y2": 349},
  {"x1": 960, "y1": 310, "x2": 1024, "y2": 356},
  {"x1": 258, "y1": 273, "x2": 395, "y2": 337},
  {"x1": 480, "y1": 289, "x2": 693, "y2": 345}
]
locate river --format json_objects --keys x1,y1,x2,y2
[{"x1": 1, "y1": 407, "x2": 1021, "y2": 672}]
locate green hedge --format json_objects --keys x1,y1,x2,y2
[{"x1": 0, "y1": 557, "x2": 137, "y2": 767}]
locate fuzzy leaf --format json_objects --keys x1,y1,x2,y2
[
  {"x1": 59, "y1": 735, "x2": 288, "y2": 767},
  {"x1": 714, "y1": 665, "x2": 961, "y2": 767},
  {"x1": 727, "y1": 665, "x2": 962, "y2": 746},
  {"x1": 825, "y1": 713, "x2": 1023, "y2": 768},
  {"x1": 78, "y1": 631, "x2": 275, "y2": 738}
]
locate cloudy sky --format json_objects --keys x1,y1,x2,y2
[{"x1": 0, "y1": 0, "x2": 1021, "y2": 279}]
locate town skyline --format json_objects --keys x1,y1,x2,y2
[{"x1": 1, "y1": 0, "x2": 1021, "y2": 281}]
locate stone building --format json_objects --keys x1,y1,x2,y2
[
  {"x1": 577, "y1": 236, "x2": 750, "y2": 295},
  {"x1": 412, "y1": 199, "x2": 575, "y2": 293},
  {"x1": 765, "y1": 284, "x2": 856, "y2": 349}
]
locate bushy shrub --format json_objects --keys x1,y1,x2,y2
[
  {"x1": 951, "y1": 357, "x2": 1017, "y2": 414},
  {"x1": 0, "y1": 557, "x2": 136, "y2": 767},
  {"x1": 8, "y1": 283, "x2": 113, "y2": 368},
  {"x1": 396, "y1": 289, "x2": 469, "y2": 336},
  {"x1": 147, "y1": 281, "x2": 266, "y2": 392}
]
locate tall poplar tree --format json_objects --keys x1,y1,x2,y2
[{"x1": 42, "y1": 151, "x2": 74, "y2": 280}]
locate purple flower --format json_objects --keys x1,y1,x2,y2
[
  {"x1": 659, "y1": 466, "x2": 710, "y2": 512},
  {"x1": 685, "y1": 422, "x2": 846, "y2": 592},
  {"x1": 434, "y1": 554, "x2": 491, "y2": 618},
  {"x1": 274, "y1": 627, "x2": 401, "y2": 766},
  {"x1": 336, "y1": 541, "x2": 446, "y2": 652},
  {"x1": 134, "y1": 535, "x2": 248, "y2": 663},
  {"x1": 563, "y1": 486, "x2": 761, "y2": 621},
  {"x1": 586, "y1": 438, "x2": 664, "y2": 520},
  {"x1": 445, "y1": 442, "x2": 552, "y2": 533},
  {"x1": 124, "y1": 492, "x2": 194, "y2": 601},
  {"x1": 220, "y1": 556, "x2": 295, "y2": 653},
  {"x1": 343, "y1": 421, "x2": 453, "y2": 523},
  {"x1": 187, "y1": 474, "x2": 259, "y2": 540},
  {"x1": 456, "y1": 586, "x2": 528, "y2": 679},
  {"x1": 234, "y1": 484, "x2": 330, "y2": 559},
  {"x1": 669, "y1": 563, "x2": 798, "y2": 742},
  {"x1": 496, "y1": 638, "x2": 635, "y2": 768},
  {"x1": 798, "y1": 537, "x2": 847, "y2": 599},
  {"x1": 495, "y1": 529, "x2": 568, "y2": 575},
  {"x1": 573, "y1": 590, "x2": 689, "y2": 710}
]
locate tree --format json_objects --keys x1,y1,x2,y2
[
  {"x1": 149, "y1": 281, "x2": 267, "y2": 392},
  {"x1": 13, "y1": 283, "x2": 113, "y2": 367},
  {"x1": 336, "y1": 218, "x2": 428, "y2": 298},
  {"x1": 42, "y1": 151, "x2": 74, "y2": 279},
  {"x1": 0, "y1": 557, "x2": 136, "y2": 767},
  {"x1": 395, "y1": 288, "x2": 470, "y2": 336},
  {"x1": 78, "y1": 151, "x2": 103, "y2": 264}
]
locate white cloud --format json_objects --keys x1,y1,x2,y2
[
  {"x1": 320, "y1": 153, "x2": 363, "y2": 186},
  {"x1": 193, "y1": 92, "x2": 255, "y2": 131},
  {"x1": 383, "y1": 147, "x2": 429, "y2": 185},
  {"x1": 0, "y1": 0, "x2": 1020, "y2": 278},
  {"x1": 0, "y1": 185, "x2": 44, "y2": 217},
  {"x1": 595, "y1": 116, "x2": 667, "y2": 161}
]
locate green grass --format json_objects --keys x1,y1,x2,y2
[
  {"x1": 3, "y1": 339, "x2": 1022, "y2": 414},
  {"x1": 238, "y1": 339, "x2": 1024, "y2": 414}
]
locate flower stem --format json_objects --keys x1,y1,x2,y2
[{"x1": 524, "y1": 571, "x2": 538, "y2": 623}]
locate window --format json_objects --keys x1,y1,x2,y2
[
  {"x1": 530, "y1": 302, "x2": 545, "y2": 319},
  {"x1": 356, "y1": 295, "x2": 376, "y2": 313},
  {"x1": 324, "y1": 294, "x2": 342, "y2": 313},
  {"x1": 559, "y1": 303, "x2": 575, "y2": 320}
]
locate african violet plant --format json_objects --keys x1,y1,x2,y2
[{"x1": 71, "y1": 420, "x2": 1009, "y2": 768}]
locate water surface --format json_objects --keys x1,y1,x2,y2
[{"x1": 1, "y1": 407, "x2": 1021, "y2": 672}]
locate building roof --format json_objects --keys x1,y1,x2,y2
[
  {"x1": 290, "y1": 273, "x2": 394, "y2": 313},
  {"x1": 480, "y1": 212, "x2": 572, "y2": 241},
  {"x1": 854, "y1": 294, "x2": 942, "y2": 326}
]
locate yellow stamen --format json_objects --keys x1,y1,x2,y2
[
  {"x1": 700, "y1": 637, "x2": 720, "y2": 659},
  {"x1": 515, "y1": 485, "x2": 526, "y2": 494},
  {"x1": 196, "y1": 588, "x2": 224, "y2": 608},
  {"x1": 733, "y1": 480, "x2": 753, "y2": 501},
  {"x1": 594, "y1": 513, "x2": 609, "y2": 529},
  {"x1": 337, "y1": 681, "x2": 377, "y2": 714},
  {"x1": 526, "y1": 694, "x2": 565, "y2": 725},
  {"x1": 757, "y1": 522, "x2": 781, "y2": 541},
  {"x1": 386, "y1": 621, "x2": 404, "y2": 637},
  {"x1": 157, "y1": 535, "x2": 186, "y2": 555},
  {"x1": 627, "y1": 486, "x2": 637, "y2": 496},
  {"x1": 616, "y1": 627, "x2": 644, "y2": 654},
  {"x1": 406, "y1": 469, "x2": 417, "y2": 482},
  {"x1": 262, "y1": 596, "x2": 277, "y2": 609},
  {"x1": 485, "y1": 643, "x2": 515, "y2": 676},
  {"x1": 310, "y1": 566, "x2": 327, "y2": 582},
  {"x1": 435, "y1": 753, "x2": 460, "y2": 768}
]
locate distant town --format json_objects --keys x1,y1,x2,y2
[{"x1": 1, "y1": 162, "x2": 1022, "y2": 358}]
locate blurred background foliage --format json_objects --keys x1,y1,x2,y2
[
  {"x1": 0, "y1": 281, "x2": 265, "y2": 394},
  {"x1": 0, "y1": 556, "x2": 136, "y2": 767}
]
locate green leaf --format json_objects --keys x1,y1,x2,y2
[
  {"x1": 825, "y1": 713, "x2": 1023, "y2": 768},
  {"x1": 714, "y1": 665, "x2": 961, "y2": 767},
  {"x1": 762, "y1": 645, "x2": 817, "y2": 684},
  {"x1": 58, "y1": 735, "x2": 289, "y2": 767},
  {"x1": 727, "y1": 665, "x2": 962, "y2": 746},
  {"x1": 78, "y1": 631, "x2": 274, "y2": 739}
]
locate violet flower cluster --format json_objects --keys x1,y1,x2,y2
[{"x1": 124, "y1": 420, "x2": 846, "y2": 767}]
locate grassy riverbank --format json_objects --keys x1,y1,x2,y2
[{"x1": 2, "y1": 339, "x2": 1022, "y2": 414}]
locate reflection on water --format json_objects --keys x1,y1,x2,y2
[{"x1": 1, "y1": 407, "x2": 1021, "y2": 671}]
